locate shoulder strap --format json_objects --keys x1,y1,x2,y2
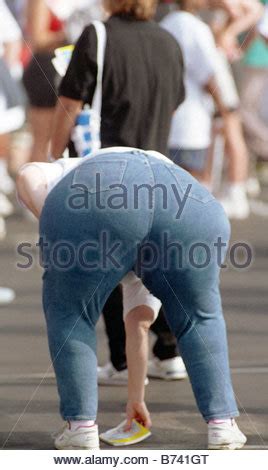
[{"x1": 91, "y1": 20, "x2": 107, "y2": 115}]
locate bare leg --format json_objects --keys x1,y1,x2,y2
[
  {"x1": 216, "y1": 112, "x2": 250, "y2": 219},
  {"x1": 0, "y1": 133, "x2": 15, "y2": 215},
  {"x1": 224, "y1": 111, "x2": 248, "y2": 183},
  {"x1": 0, "y1": 133, "x2": 10, "y2": 158},
  {"x1": 0, "y1": 134, "x2": 13, "y2": 189},
  {"x1": 124, "y1": 306, "x2": 154, "y2": 429},
  {"x1": 29, "y1": 108, "x2": 54, "y2": 162},
  {"x1": 240, "y1": 67, "x2": 268, "y2": 157}
]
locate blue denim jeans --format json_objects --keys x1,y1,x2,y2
[{"x1": 40, "y1": 150, "x2": 239, "y2": 422}]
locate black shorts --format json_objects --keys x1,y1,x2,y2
[{"x1": 23, "y1": 52, "x2": 59, "y2": 108}]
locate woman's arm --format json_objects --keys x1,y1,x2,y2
[
  {"x1": 50, "y1": 24, "x2": 99, "y2": 160},
  {"x1": 50, "y1": 97, "x2": 83, "y2": 160},
  {"x1": 212, "y1": 0, "x2": 263, "y2": 60},
  {"x1": 3, "y1": 41, "x2": 22, "y2": 69},
  {"x1": 122, "y1": 273, "x2": 162, "y2": 429},
  {"x1": 223, "y1": 0, "x2": 263, "y2": 38},
  {"x1": 208, "y1": 0, "x2": 262, "y2": 22},
  {"x1": 26, "y1": 0, "x2": 65, "y2": 52},
  {"x1": 124, "y1": 306, "x2": 153, "y2": 430}
]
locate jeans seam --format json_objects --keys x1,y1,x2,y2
[
  {"x1": 144, "y1": 158, "x2": 158, "y2": 242},
  {"x1": 121, "y1": 153, "x2": 155, "y2": 242}
]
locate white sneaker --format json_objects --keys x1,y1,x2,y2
[
  {"x1": 208, "y1": 420, "x2": 247, "y2": 450},
  {"x1": 147, "y1": 357, "x2": 187, "y2": 381},
  {"x1": 54, "y1": 423, "x2": 99, "y2": 450},
  {"x1": 0, "y1": 174, "x2": 15, "y2": 195},
  {"x1": 0, "y1": 287, "x2": 15, "y2": 306},
  {"x1": 98, "y1": 362, "x2": 149, "y2": 386},
  {"x1": 219, "y1": 185, "x2": 250, "y2": 220},
  {"x1": 0, "y1": 217, "x2": 6, "y2": 240},
  {"x1": 0, "y1": 193, "x2": 14, "y2": 217},
  {"x1": 0, "y1": 162, "x2": 15, "y2": 195},
  {"x1": 246, "y1": 177, "x2": 261, "y2": 198}
]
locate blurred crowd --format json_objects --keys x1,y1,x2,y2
[{"x1": 1, "y1": 0, "x2": 268, "y2": 306}]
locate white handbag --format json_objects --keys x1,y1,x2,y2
[{"x1": 71, "y1": 20, "x2": 107, "y2": 157}]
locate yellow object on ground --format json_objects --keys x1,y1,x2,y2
[{"x1": 100, "y1": 420, "x2": 152, "y2": 447}]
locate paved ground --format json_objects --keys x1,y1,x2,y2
[{"x1": 0, "y1": 199, "x2": 267, "y2": 450}]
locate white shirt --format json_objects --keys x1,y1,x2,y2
[
  {"x1": 161, "y1": 12, "x2": 219, "y2": 150},
  {"x1": 0, "y1": 0, "x2": 21, "y2": 57},
  {"x1": 31, "y1": 147, "x2": 171, "y2": 193}
]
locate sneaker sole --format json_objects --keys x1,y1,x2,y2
[
  {"x1": 0, "y1": 294, "x2": 15, "y2": 306},
  {"x1": 98, "y1": 378, "x2": 149, "y2": 386},
  {"x1": 148, "y1": 372, "x2": 187, "y2": 381},
  {"x1": 55, "y1": 445, "x2": 100, "y2": 450},
  {"x1": 208, "y1": 441, "x2": 246, "y2": 450}
]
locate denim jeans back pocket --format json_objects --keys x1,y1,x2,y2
[
  {"x1": 72, "y1": 159, "x2": 128, "y2": 194},
  {"x1": 165, "y1": 164, "x2": 215, "y2": 204}
]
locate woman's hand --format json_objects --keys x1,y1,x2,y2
[{"x1": 125, "y1": 401, "x2": 152, "y2": 431}]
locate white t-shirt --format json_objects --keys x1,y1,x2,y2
[
  {"x1": 161, "y1": 12, "x2": 219, "y2": 150},
  {"x1": 20, "y1": 147, "x2": 166, "y2": 320},
  {"x1": 28, "y1": 147, "x2": 171, "y2": 194},
  {"x1": 0, "y1": 0, "x2": 21, "y2": 57}
]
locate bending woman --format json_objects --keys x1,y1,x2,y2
[{"x1": 17, "y1": 147, "x2": 246, "y2": 450}]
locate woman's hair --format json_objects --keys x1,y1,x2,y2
[{"x1": 103, "y1": 0, "x2": 157, "y2": 20}]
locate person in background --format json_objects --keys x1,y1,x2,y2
[
  {"x1": 240, "y1": 0, "x2": 268, "y2": 163},
  {"x1": 23, "y1": 0, "x2": 66, "y2": 163},
  {"x1": 161, "y1": 0, "x2": 234, "y2": 182},
  {"x1": 162, "y1": 0, "x2": 262, "y2": 220},
  {"x1": 209, "y1": 0, "x2": 263, "y2": 219},
  {"x1": 211, "y1": 0, "x2": 263, "y2": 61},
  {"x1": 0, "y1": 0, "x2": 23, "y2": 221},
  {"x1": 209, "y1": 0, "x2": 262, "y2": 19},
  {"x1": 49, "y1": 0, "x2": 187, "y2": 385},
  {"x1": 0, "y1": 0, "x2": 22, "y2": 305}
]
